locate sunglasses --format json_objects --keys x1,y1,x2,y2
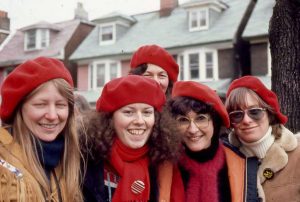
[
  {"x1": 229, "y1": 108, "x2": 266, "y2": 124},
  {"x1": 176, "y1": 114, "x2": 210, "y2": 129}
]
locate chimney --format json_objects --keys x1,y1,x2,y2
[
  {"x1": 160, "y1": 0, "x2": 178, "y2": 17},
  {"x1": 0, "y1": 10, "x2": 10, "y2": 45},
  {"x1": 74, "y1": 2, "x2": 88, "y2": 21}
]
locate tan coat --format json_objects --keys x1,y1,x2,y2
[
  {"x1": 230, "y1": 126, "x2": 300, "y2": 202},
  {"x1": 0, "y1": 127, "x2": 66, "y2": 202}
]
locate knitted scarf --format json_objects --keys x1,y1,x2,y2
[
  {"x1": 36, "y1": 135, "x2": 64, "y2": 179},
  {"x1": 180, "y1": 143, "x2": 226, "y2": 202},
  {"x1": 109, "y1": 138, "x2": 150, "y2": 202}
]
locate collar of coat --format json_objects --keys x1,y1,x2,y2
[{"x1": 229, "y1": 125, "x2": 298, "y2": 183}]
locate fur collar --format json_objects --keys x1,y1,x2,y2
[
  {"x1": 229, "y1": 125, "x2": 297, "y2": 181},
  {"x1": 229, "y1": 125, "x2": 298, "y2": 201}
]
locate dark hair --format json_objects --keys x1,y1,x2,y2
[
  {"x1": 129, "y1": 64, "x2": 174, "y2": 98},
  {"x1": 168, "y1": 96, "x2": 222, "y2": 137},
  {"x1": 82, "y1": 108, "x2": 181, "y2": 165}
]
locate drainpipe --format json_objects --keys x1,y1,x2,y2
[{"x1": 233, "y1": 0, "x2": 257, "y2": 79}]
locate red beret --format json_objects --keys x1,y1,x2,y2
[
  {"x1": 0, "y1": 57, "x2": 73, "y2": 123},
  {"x1": 130, "y1": 45, "x2": 179, "y2": 82},
  {"x1": 97, "y1": 75, "x2": 166, "y2": 112},
  {"x1": 172, "y1": 81, "x2": 230, "y2": 128},
  {"x1": 226, "y1": 76, "x2": 287, "y2": 124}
]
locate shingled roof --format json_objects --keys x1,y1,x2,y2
[{"x1": 70, "y1": 0, "x2": 275, "y2": 61}]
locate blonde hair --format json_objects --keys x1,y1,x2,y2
[{"x1": 11, "y1": 79, "x2": 83, "y2": 201}]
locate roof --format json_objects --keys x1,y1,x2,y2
[
  {"x1": 71, "y1": 0, "x2": 274, "y2": 60},
  {"x1": 0, "y1": 19, "x2": 84, "y2": 66},
  {"x1": 70, "y1": 0, "x2": 247, "y2": 60},
  {"x1": 243, "y1": 0, "x2": 275, "y2": 38}
]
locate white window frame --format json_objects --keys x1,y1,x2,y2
[
  {"x1": 88, "y1": 60, "x2": 121, "y2": 90},
  {"x1": 99, "y1": 23, "x2": 116, "y2": 45},
  {"x1": 189, "y1": 8, "x2": 209, "y2": 32},
  {"x1": 24, "y1": 28, "x2": 49, "y2": 51},
  {"x1": 181, "y1": 48, "x2": 218, "y2": 81}
]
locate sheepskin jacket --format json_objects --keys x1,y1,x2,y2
[{"x1": 229, "y1": 125, "x2": 300, "y2": 202}]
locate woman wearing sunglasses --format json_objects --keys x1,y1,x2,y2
[
  {"x1": 169, "y1": 81, "x2": 249, "y2": 202},
  {"x1": 225, "y1": 75, "x2": 300, "y2": 202}
]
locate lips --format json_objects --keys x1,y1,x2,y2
[{"x1": 186, "y1": 135, "x2": 204, "y2": 142}]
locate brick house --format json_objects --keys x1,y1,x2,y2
[
  {"x1": 0, "y1": 10, "x2": 10, "y2": 46},
  {"x1": 0, "y1": 3, "x2": 95, "y2": 87}
]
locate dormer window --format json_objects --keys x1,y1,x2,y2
[
  {"x1": 99, "y1": 23, "x2": 115, "y2": 45},
  {"x1": 189, "y1": 8, "x2": 208, "y2": 31},
  {"x1": 24, "y1": 28, "x2": 49, "y2": 51}
]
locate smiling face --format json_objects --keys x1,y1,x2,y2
[
  {"x1": 142, "y1": 64, "x2": 169, "y2": 93},
  {"x1": 177, "y1": 110, "x2": 214, "y2": 152},
  {"x1": 231, "y1": 93, "x2": 270, "y2": 143},
  {"x1": 22, "y1": 81, "x2": 69, "y2": 142},
  {"x1": 113, "y1": 103, "x2": 155, "y2": 149}
]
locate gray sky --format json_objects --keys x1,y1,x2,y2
[{"x1": 0, "y1": 0, "x2": 188, "y2": 32}]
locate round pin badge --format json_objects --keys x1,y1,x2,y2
[
  {"x1": 263, "y1": 168, "x2": 274, "y2": 180},
  {"x1": 131, "y1": 180, "x2": 145, "y2": 194}
]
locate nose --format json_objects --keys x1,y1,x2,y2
[
  {"x1": 187, "y1": 121, "x2": 198, "y2": 134},
  {"x1": 241, "y1": 112, "x2": 253, "y2": 123},
  {"x1": 45, "y1": 105, "x2": 59, "y2": 120},
  {"x1": 133, "y1": 112, "x2": 145, "y2": 125},
  {"x1": 151, "y1": 75, "x2": 160, "y2": 84}
]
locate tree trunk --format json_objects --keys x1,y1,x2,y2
[{"x1": 269, "y1": 0, "x2": 300, "y2": 133}]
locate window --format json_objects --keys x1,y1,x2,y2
[
  {"x1": 99, "y1": 24, "x2": 115, "y2": 45},
  {"x1": 184, "y1": 49, "x2": 217, "y2": 81},
  {"x1": 205, "y1": 52, "x2": 213, "y2": 79},
  {"x1": 109, "y1": 62, "x2": 118, "y2": 80},
  {"x1": 96, "y1": 64, "x2": 105, "y2": 87},
  {"x1": 40, "y1": 29, "x2": 48, "y2": 48},
  {"x1": 26, "y1": 30, "x2": 36, "y2": 50},
  {"x1": 24, "y1": 29, "x2": 49, "y2": 50},
  {"x1": 89, "y1": 60, "x2": 121, "y2": 89},
  {"x1": 189, "y1": 53, "x2": 199, "y2": 79},
  {"x1": 189, "y1": 9, "x2": 208, "y2": 31}
]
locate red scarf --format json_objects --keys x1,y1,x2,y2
[
  {"x1": 180, "y1": 145, "x2": 226, "y2": 202},
  {"x1": 109, "y1": 138, "x2": 150, "y2": 202}
]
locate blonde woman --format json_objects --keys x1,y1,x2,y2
[{"x1": 0, "y1": 57, "x2": 83, "y2": 201}]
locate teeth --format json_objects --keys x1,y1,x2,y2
[
  {"x1": 40, "y1": 124, "x2": 57, "y2": 129},
  {"x1": 128, "y1": 129, "x2": 145, "y2": 135}
]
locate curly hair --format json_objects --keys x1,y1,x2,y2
[
  {"x1": 129, "y1": 64, "x2": 174, "y2": 98},
  {"x1": 82, "y1": 107, "x2": 182, "y2": 165}
]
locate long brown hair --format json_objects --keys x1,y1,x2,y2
[{"x1": 11, "y1": 79, "x2": 83, "y2": 201}]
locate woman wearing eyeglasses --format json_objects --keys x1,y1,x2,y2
[
  {"x1": 225, "y1": 75, "x2": 300, "y2": 202},
  {"x1": 169, "y1": 81, "x2": 249, "y2": 202}
]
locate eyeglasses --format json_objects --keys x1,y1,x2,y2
[
  {"x1": 176, "y1": 114, "x2": 210, "y2": 130},
  {"x1": 229, "y1": 107, "x2": 266, "y2": 124}
]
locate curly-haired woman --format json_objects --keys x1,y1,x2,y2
[{"x1": 82, "y1": 75, "x2": 183, "y2": 202}]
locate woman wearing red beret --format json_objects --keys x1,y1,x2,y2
[
  {"x1": 169, "y1": 81, "x2": 249, "y2": 202},
  {"x1": 225, "y1": 75, "x2": 300, "y2": 202},
  {"x1": 0, "y1": 57, "x2": 83, "y2": 201},
  {"x1": 129, "y1": 44, "x2": 179, "y2": 98},
  {"x1": 82, "y1": 75, "x2": 183, "y2": 202}
]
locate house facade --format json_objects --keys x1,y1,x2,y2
[
  {"x1": 70, "y1": 0, "x2": 274, "y2": 104},
  {"x1": 0, "y1": 3, "x2": 95, "y2": 87}
]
